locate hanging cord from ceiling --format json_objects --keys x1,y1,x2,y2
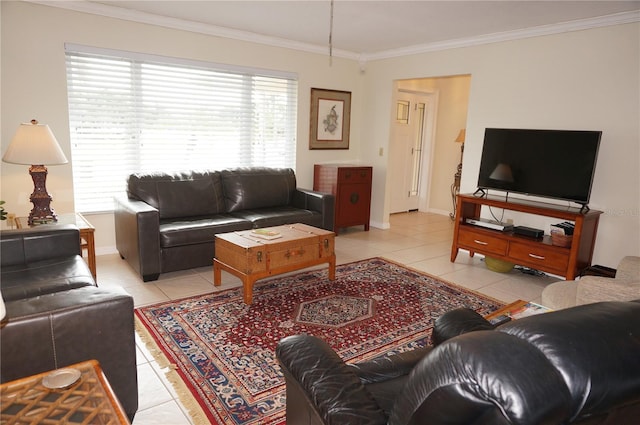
[{"x1": 329, "y1": 0, "x2": 334, "y2": 65}]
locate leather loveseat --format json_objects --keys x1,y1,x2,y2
[
  {"x1": 277, "y1": 300, "x2": 640, "y2": 425},
  {"x1": 0, "y1": 225, "x2": 138, "y2": 421},
  {"x1": 114, "y1": 167, "x2": 334, "y2": 281}
]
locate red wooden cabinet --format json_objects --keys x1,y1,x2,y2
[{"x1": 314, "y1": 164, "x2": 372, "y2": 232}]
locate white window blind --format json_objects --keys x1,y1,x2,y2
[{"x1": 65, "y1": 45, "x2": 298, "y2": 213}]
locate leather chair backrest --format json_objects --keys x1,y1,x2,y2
[
  {"x1": 497, "y1": 300, "x2": 640, "y2": 420},
  {"x1": 127, "y1": 170, "x2": 226, "y2": 219},
  {"x1": 220, "y1": 167, "x2": 296, "y2": 212},
  {"x1": 0, "y1": 226, "x2": 81, "y2": 266},
  {"x1": 389, "y1": 300, "x2": 640, "y2": 425}
]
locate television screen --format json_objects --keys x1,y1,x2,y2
[{"x1": 477, "y1": 128, "x2": 602, "y2": 205}]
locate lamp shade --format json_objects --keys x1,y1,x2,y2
[
  {"x1": 455, "y1": 129, "x2": 466, "y2": 143},
  {"x1": 3, "y1": 120, "x2": 68, "y2": 165}
]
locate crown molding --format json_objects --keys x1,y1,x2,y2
[
  {"x1": 363, "y1": 10, "x2": 640, "y2": 61},
  {"x1": 26, "y1": 1, "x2": 638, "y2": 63}
]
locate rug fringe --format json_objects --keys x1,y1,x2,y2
[{"x1": 135, "y1": 317, "x2": 211, "y2": 425}]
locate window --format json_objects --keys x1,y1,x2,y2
[{"x1": 65, "y1": 44, "x2": 298, "y2": 213}]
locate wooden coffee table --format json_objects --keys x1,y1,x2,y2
[{"x1": 214, "y1": 223, "x2": 336, "y2": 304}]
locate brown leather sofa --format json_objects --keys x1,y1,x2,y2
[
  {"x1": 114, "y1": 167, "x2": 334, "y2": 281},
  {"x1": 277, "y1": 301, "x2": 640, "y2": 425},
  {"x1": 0, "y1": 225, "x2": 138, "y2": 421}
]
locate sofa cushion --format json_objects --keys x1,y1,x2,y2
[
  {"x1": 221, "y1": 168, "x2": 296, "y2": 212},
  {"x1": 159, "y1": 215, "x2": 251, "y2": 248},
  {"x1": 0, "y1": 256, "x2": 95, "y2": 302},
  {"x1": 127, "y1": 171, "x2": 225, "y2": 219},
  {"x1": 231, "y1": 207, "x2": 322, "y2": 229}
]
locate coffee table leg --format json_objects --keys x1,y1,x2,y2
[
  {"x1": 243, "y1": 277, "x2": 256, "y2": 305},
  {"x1": 213, "y1": 260, "x2": 222, "y2": 287},
  {"x1": 328, "y1": 255, "x2": 336, "y2": 280}
]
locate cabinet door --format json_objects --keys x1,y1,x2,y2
[{"x1": 337, "y1": 183, "x2": 371, "y2": 227}]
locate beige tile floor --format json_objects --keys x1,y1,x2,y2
[{"x1": 95, "y1": 212, "x2": 559, "y2": 424}]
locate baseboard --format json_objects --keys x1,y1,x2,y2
[{"x1": 96, "y1": 245, "x2": 118, "y2": 256}]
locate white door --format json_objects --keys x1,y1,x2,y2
[{"x1": 389, "y1": 93, "x2": 428, "y2": 213}]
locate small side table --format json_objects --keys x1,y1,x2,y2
[
  {"x1": 0, "y1": 359, "x2": 130, "y2": 424},
  {"x1": 15, "y1": 213, "x2": 97, "y2": 279}
]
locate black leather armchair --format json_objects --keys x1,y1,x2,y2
[
  {"x1": 0, "y1": 226, "x2": 138, "y2": 421},
  {"x1": 277, "y1": 301, "x2": 640, "y2": 425}
]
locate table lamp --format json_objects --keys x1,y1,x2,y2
[{"x1": 2, "y1": 120, "x2": 68, "y2": 225}]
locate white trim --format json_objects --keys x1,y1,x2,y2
[
  {"x1": 365, "y1": 11, "x2": 640, "y2": 60},
  {"x1": 30, "y1": 1, "x2": 639, "y2": 60}
]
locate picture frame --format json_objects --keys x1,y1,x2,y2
[{"x1": 309, "y1": 88, "x2": 351, "y2": 149}]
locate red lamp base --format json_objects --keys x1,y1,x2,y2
[{"x1": 27, "y1": 164, "x2": 58, "y2": 225}]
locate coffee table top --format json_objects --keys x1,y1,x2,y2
[{"x1": 216, "y1": 223, "x2": 333, "y2": 248}]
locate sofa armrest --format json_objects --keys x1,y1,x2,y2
[
  {"x1": 577, "y1": 275, "x2": 640, "y2": 304},
  {"x1": 431, "y1": 308, "x2": 495, "y2": 345},
  {"x1": 114, "y1": 195, "x2": 161, "y2": 281},
  {"x1": 1, "y1": 225, "x2": 81, "y2": 267},
  {"x1": 277, "y1": 335, "x2": 386, "y2": 425},
  {"x1": 0, "y1": 286, "x2": 138, "y2": 421},
  {"x1": 616, "y1": 256, "x2": 640, "y2": 281},
  {"x1": 292, "y1": 188, "x2": 335, "y2": 231}
]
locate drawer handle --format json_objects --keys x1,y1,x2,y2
[
  {"x1": 345, "y1": 172, "x2": 351, "y2": 178},
  {"x1": 360, "y1": 171, "x2": 367, "y2": 177},
  {"x1": 528, "y1": 253, "x2": 545, "y2": 260},
  {"x1": 473, "y1": 239, "x2": 489, "y2": 246},
  {"x1": 285, "y1": 249, "x2": 305, "y2": 258},
  {"x1": 257, "y1": 251, "x2": 263, "y2": 262},
  {"x1": 350, "y1": 193, "x2": 360, "y2": 204},
  {"x1": 324, "y1": 238, "x2": 329, "y2": 249}
]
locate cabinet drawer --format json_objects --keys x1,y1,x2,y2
[
  {"x1": 458, "y1": 229, "x2": 508, "y2": 256},
  {"x1": 338, "y1": 167, "x2": 371, "y2": 184},
  {"x1": 508, "y1": 241, "x2": 569, "y2": 272}
]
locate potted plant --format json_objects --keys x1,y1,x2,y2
[{"x1": 0, "y1": 201, "x2": 7, "y2": 221}]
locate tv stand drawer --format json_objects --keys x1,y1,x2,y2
[
  {"x1": 458, "y1": 229, "x2": 508, "y2": 256},
  {"x1": 508, "y1": 241, "x2": 569, "y2": 273}
]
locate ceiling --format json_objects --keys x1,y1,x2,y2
[{"x1": 36, "y1": 1, "x2": 640, "y2": 60}]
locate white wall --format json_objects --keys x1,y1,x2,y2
[
  {"x1": 360, "y1": 23, "x2": 639, "y2": 267},
  {"x1": 2, "y1": 2, "x2": 639, "y2": 268},
  {"x1": 1, "y1": 1, "x2": 363, "y2": 250}
]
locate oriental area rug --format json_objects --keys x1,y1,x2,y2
[{"x1": 135, "y1": 257, "x2": 503, "y2": 425}]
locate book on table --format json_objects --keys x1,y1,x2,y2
[
  {"x1": 489, "y1": 301, "x2": 551, "y2": 325},
  {"x1": 251, "y1": 229, "x2": 282, "y2": 240}
]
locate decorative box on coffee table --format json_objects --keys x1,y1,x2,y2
[{"x1": 214, "y1": 223, "x2": 336, "y2": 304}]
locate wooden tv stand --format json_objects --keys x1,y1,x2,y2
[{"x1": 451, "y1": 194, "x2": 602, "y2": 280}]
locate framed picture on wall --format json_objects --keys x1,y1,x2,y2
[{"x1": 309, "y1": 88, "x2": 351, "y2": 149}]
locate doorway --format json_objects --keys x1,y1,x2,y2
[{"x1": 388, "y1": 75, "x2": 471, "y2": 217}]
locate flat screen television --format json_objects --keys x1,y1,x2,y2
[{"x1": 476, "y1": 128, "x2": 602, "y2": 207}]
